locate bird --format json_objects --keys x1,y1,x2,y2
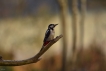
[{"x1": 40, "y1": 24, "x2": 58, "y2": 52}]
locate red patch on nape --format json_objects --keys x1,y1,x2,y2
[{"x1": 43, "y1": 41, "x2": 50, "y2": 46}]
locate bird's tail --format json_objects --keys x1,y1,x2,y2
[{"x1": 39, "y1": 41, "x2": 50, "y2": 52}]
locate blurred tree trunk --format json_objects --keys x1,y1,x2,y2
[
  {"x1": 94, "y1": 12, "x2": 101, "y2": 42},
  {"x1": 71, "y1": 0, "x2": 78, "y2": 70},
  {"x1": 80, "y1": 0, "x2": 86, "y2": 51},
  {"x1": 57, "y1": 0, "x2": 68, "y2": 71}
]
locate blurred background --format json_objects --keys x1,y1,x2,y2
[{"x1": 0, "y1": 0, "x2": 106, "y2": 71}]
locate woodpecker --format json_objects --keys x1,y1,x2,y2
[{"x1": 40, "y1": 24, "x2": 58, "y2": 52}]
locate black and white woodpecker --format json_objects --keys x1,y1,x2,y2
[{"x1": 40, "y1": 24, "x2": 58, "y2": 52}]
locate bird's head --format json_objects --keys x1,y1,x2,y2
[{"x1": 48, "y1": 24, "x2": 58, "y2": 29}]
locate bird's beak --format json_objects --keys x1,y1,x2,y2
[{"x1": 54, "y1": 24, "x2": 58, "y2": 27}]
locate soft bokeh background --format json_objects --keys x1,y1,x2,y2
[{"x1": 0, "y1": 0, "x2": 106, "y2": 71}]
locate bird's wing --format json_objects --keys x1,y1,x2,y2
[{"x1": 43, "y1": 29, "x2": 50, "y2": 42}]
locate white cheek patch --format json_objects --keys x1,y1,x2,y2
[{"x1": 50, "y1": 25, "x2": 54, "y2": 28}]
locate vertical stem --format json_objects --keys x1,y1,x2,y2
[
  {"x1": 58, "y1": 0, "x2": 67, "y2": 71},
  {"x1": 72, "y1": 0, "x2": 78, "y2": 54},
  {"x1": 71, "y1": 0, "x2": 78, "y2": 70},
  {"x1": 80, "y1": 0, "x2": 86, "y2": 50}
]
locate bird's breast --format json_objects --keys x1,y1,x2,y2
[{"x1": 47, "y1": 30, "x2": 55, "y2": 41}]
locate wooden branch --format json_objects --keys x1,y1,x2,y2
[{"x1": 0, "y1": 35, "x2": 63, "y2": 66}]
